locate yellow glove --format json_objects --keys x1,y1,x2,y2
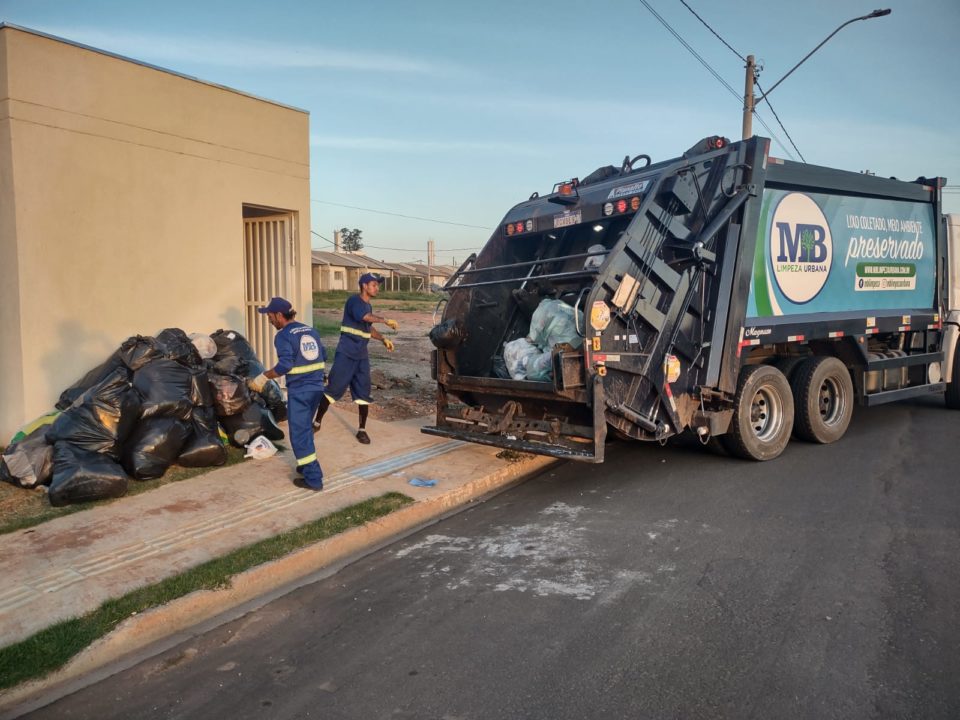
[
  {"x1": 383, "y1": 338, "x2": 395, "y2": 352},
  {"x1": 384, "y1": 318, "x2": 399, "y2": 330},
  {"x1": 247, "y1": 373, "x2": 269, "y2": 393}
]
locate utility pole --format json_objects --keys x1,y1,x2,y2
[
  {"x1": 740, "y1": 9, "x2": 890, "y2": 142},
  {"x1": 426, "y1": 239, "x2": 435, "y2": 293},
  {"x1": 742, "y1": 54, "x2": 756, "y2": 140}
]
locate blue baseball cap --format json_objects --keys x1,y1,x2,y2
[
  {"x1": 359, "y1": 272, "x2": 384, "y2": 287},
  {"x1": 257, "y1": 297, "x2": 293, "y2": 314}
]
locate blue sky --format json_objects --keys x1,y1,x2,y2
[{"x1": 5, "y1": 0, "x2": 959, "y2": 265}]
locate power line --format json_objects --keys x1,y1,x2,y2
[
  {"x1": 680, "y1": 0, "x2": 744, "y2": 61},
  {"x1": 677, "y1": 0, "x2": 805, "y2": 162},
  {"x1": 312, "y1": 199, "x2": 492, "y2": 230}
]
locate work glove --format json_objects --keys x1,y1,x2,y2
[
  {"x1": 384, "y1": 318, "x2": 399, "y2": 330},
  {"x1": 247, "y1": 373, "x2": 269, "y2": 394},
  {"x1": 382, "y1": 338, "x2": 395, "y2": 352}
]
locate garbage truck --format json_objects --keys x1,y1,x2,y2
[{"x1": 422, "y1": 135, "x2": 959, "y2": 462}]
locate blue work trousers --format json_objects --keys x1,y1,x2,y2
[{"x1": 288, "y1": 387, "x2": 324, "y2": 487}]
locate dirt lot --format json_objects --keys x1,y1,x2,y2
[{"x1": 316, "y1": 308, "x2": 439, "y2": 422}]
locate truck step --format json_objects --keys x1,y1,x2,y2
[{"x1": 863, "y1": 382, "x2": 945, "y2": 407}]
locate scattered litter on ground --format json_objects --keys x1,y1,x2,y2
[
  {"x1": 408, "y1": 477, "x2": 437, "y2": 487},
  {"x1": 496, "y1": 449, "x2": 533, "y2": 463},
  {"x1": 244, "y1": 435, "x2": 278, "y2": 460}
]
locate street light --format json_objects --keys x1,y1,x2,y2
[{"x1": 742, "y1": 9, "x2": 891, "y2": 140}]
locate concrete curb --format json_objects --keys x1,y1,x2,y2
[{"x1": 0, "y1": 453, "x2": 555, "y2": 718}]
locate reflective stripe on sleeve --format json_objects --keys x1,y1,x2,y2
[
  {"x1": 297, "y1": 453, "x2": 318, "y2": 466},
  {"x1": 340, "y1": 326, "x2": 371, "y2": 339},
  {"x1": 288, "y1": 361, "x2": 326, "y2": 375}
]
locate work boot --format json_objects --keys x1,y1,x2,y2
[
  {"x1": 293, "y1": 476, "x2": 323, "y2": 491},
  {"x1": 356, "y1": 429, "x2": 371, "y2": 444}
]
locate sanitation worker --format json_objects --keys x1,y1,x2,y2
[
  {"x1": 314, "y1": 273, "x2": 397, "y2": 444},
  {"x1": 248, "y1": 297, "x2": 326, "y2": 490}
]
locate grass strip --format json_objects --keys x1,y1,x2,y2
[
  {"x1": 313, "y1": 290, "x2": 439, "y2": 311},
  {"x1": 0, "y1": 491, "x2": 413, "y2": 690}
]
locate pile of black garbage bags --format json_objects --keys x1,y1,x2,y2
[{"x1": 0, "y1": 328, "x2": 286, "y2": 507}]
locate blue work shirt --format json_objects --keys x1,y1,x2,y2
[
  {"x1": 272, "y1": 321, "x2": 326, "y2": 390},
  {"x1": 337, "y1": 294, "x2": 373, "y2": 360}
]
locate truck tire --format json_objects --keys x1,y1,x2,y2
[
  {"x1": 792, "y1": 356, "x2": 853, "y2": 443},
  {"x1": 946, "y1": 342, "x2": 960, "y2": 409},
  {"x1": 721, "y1": 364, "x2": 794, "y2": 461}
]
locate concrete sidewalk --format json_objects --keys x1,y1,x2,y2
[{"x1": 0, "y1": 407, "x2": 554, "y2": 711}]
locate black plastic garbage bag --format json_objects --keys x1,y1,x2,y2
[
  {"x1": 220, "y1": 401, "x2": 284, "y2": 447},
  {"x1": 47, "y1": 367, "x2": 141, "y2": 460},
  {"x1": 177, "y1": 407, "x2": 227, "y2": 468},
  {"x1": 56, "y1": 336, "x2": 163, "y2": 410},
  {"x1": 123, "y1": 417, "x2": 192, "y2": 480},
  {"x1": 259, "y1": 380, "x2": 287, "y2": 422},
  {"x1": 429, "y1": 319, "x2": 469, "y2": 350},
  {"x1": 209, "y1": 330, "x2": 286, "y2": 421},
  {"x1": 156, "y1": 328, "x2": 203, "y2": 368},
  {"x1": 48, "y1": 442, "x2": 129, "y2": 507},
  {"x1": 133, "y1": 359, "x2": 195, "y2": 421},
  {"x1": 210, "y1": 329, "x2": 265, "y2": 377},
  {"x1": 190, "y1": 366, "x2": 214, "y2": 408},
  {"x1": 208, "y1": 370, "x2": 252, "y2": 417},
  {"x1": 1, "y1": 427, "x2": 54, "y2": 487}
]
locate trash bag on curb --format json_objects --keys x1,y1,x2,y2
[
  {"x1": 210, "y1": 329, "x2": 265, "y2": 377},
  {"x1": 209, "y1": 329, "x2": 286, "y2": 421},
  {"x1": 429, "y1": 319, "x2": 468, "y2": 350},
  {"x1": 56, "y1": 336, "x2": 164, "y2": 410},
  {"x1": 189, "y1": 333, "x2": 217, "y2": 360},
  {"x1": 155, "y1": 328, "x2": 203, "y2": 368},
  {"x1": 177, "y1": 406, "x2": 227, "y2": 468},
  {"x1": 1, "y1": 427, "x2": 54, "y2": 488},
  {"x1": 48, "y1": 442, "x2": 129, "y2": 507},
  {"x1": 133, "y1": 359, "x2": 196, "y2": 421},
  {"x1": 220, "y1": 402, "x2": 284, "y2": 447},
  {"x1": 208, "y1": 371, "x2": 252, "y2": 417},
  {"x1": 47, "y1": 367, "x2": 142, "y2": 460},
  {"x1": 259, "y1": 380, "x2": 287, "y2": 423},
  {"x1": 122, "y1": 417, "x2": 192, "y2": 480}
]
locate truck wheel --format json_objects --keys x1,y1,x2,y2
[
  {"x1": 721, "y1": 364, "x2": 794, "y2": 461},
  {"x1": 792, "y1": 356, "x2": 853, "y2": 443},
  {"x1": 946, "y1": 341, "x2": 960, "y2": 409}
]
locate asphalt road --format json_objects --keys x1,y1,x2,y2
[{"x1": 26, "y1": 396, "x2": 960, "y2": 719}]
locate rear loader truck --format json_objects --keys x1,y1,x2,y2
[{"x1": 423, "y1": 135, "x2": 959, "y2": 462}]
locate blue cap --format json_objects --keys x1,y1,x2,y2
[
  {"x1": 257, "y1": 297, "x2": 293, "y2": 314},
  {"x1": 359, "y1": 272, "x2": 384, "y2": 287}
]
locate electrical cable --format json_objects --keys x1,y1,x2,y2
[
  {"x1": 311, "y1": 199, "x2": 492, "y2": 230},
  {"x1": 655, "y1": 0, "x2": 798, "y2": 160}
]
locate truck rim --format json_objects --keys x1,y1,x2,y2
[
  {"x1": 818, "y1": 376, "x2": 845, "y2": 427},
  {"x1": 750, "y1": 385, "x2": 783, "y2": 442}
]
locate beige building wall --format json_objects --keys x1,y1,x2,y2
[{"x1": 0, "y1": 26, "x2": 312, "y2": 440}]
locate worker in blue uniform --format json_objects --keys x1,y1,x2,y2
[
  {"x1": 248, "y1": 297, "x2": 326, "y2": 490},
  {"x1": 314, "y1": 273, "x2": 398, "y2": 444}
]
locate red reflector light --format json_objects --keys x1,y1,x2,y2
[
  {"x1": 515, "y1": 222, "x2": 524, "y2": 233},
  {"x1": 616, "y1": 199, "x2": 627, "y2": 213}
]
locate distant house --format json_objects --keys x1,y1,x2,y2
[
  {"x1": 311, "y1": 251, "x2": 394, "y2": 291},
  {"x1": 384, "y1": 262, "x2": 455, "y2": 291}
]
